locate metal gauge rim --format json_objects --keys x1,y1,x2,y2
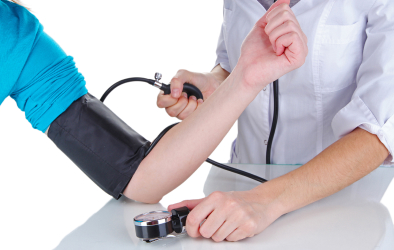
[{"x1": 134, "y1": 210, "x2": 172, "y2": 226}]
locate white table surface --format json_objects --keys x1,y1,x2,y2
[
  {"x1": 1, "y1": 163, "x2": 394, "y2": 249},
  {"x1": 51, "y1": 164, "x2": 394, "y2": 250}
]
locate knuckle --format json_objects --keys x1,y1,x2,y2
[
  {"x1": 225, "y1": 198, "x2": 239, "y2": 209},
  {"x1": 171, "y1": 76, "x2": 179, "y2": 83},
  {"x1": 234, "y1": 209, "x2": 248, "y2": 219},
  {"x1": 269, "y1": 33, "x2": 276, "y2": 42},
  {"x1": 244, "y1": 221, "x2": 258, "y2": 232},
  {"x1": 286, "y1": 20, "x2": 296, "y2": 29},
  {"x1": 186, "y1": 214, "x2": 198, "y2": 227},
  {"x1": 226, "y1": 235, "x2": 236, "y2": 242},
  {"x1": 211, "y1": 235, "x2": 224, "y2": 242},
  {"x1": 209, "y1": 191, "x2": 225, "y2": 201},
  {"x1": 280, "y1": 3, "x2": 289, "y2": 9},
  {"x1": 177, "y1": 112, "x2": 187, "y2": 120},
  {"x1": 188, "y1": 232, "x2": 198, "y2": 238},
  {"x1": 199, "y1": 228, "x2": 211, "y2": 238},
  {"x1": 264, "y1": 25, "x2": 270, "y2": 34},
  {"x1": 156, "y1": 99, "x2": 165, "y2": 108},
  {"x1": 167, "y1": 109, "x2": 177, "y2": 117},
  {"x1": 176, "y1": 69, "x2": 189, "y2": 78},
  {"x1": 178, "y1": 69, "x2": 187, "y2": 74},
  {"x1": 170, "y1": 78, "x2": 181, "y2": 88},
  {"x1": 276, "y1": 3, "x2": 286, "y2": 12},
  {"x1": 290, "y1": 32, "x2": 298, "y2": 39},
  {"x1": 282, "y1": 10, "x2": 290, "y2": 18},
  {"x1": 183, "y1": 109, "x2": 193, "y2": 118},
  {"x1": 186, "y1": 228, "x2": 199, "y2": 238}
]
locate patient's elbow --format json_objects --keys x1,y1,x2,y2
[
  {"x1": 122, "y1": 182, "x2": 163, "y2": 204},
  {"x1": 124, "y1": 192, "x2": 162, "y2": 204}
]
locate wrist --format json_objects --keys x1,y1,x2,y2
[
  {"x1": 248, "y1": 181, "x2": 288, "y2": 220},
  {"x1": 233, "y1": 59, "x2": 271, "y2": 93},
  {"x1": 221, "y1": 66, "x2": 261, "y2": 101}
]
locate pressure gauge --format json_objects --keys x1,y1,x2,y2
[{"x1": 134, "y1": 207, "x2": 190, "y2": 243}]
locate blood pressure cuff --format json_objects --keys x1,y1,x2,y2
[{"x1": 47, "y1": 93, "x2": 151, "y2": 199}]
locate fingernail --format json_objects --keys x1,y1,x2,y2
[
  {"x1": 182, "y1": 92, "x2": 188, "y2": 98},
  {"x1": 198, "y1": 99, "x2": 204, "y2": 104},
  {"x1": 172, "y1": 89, "x2": 180, "y2": 98},
  {"x1": 191, "y1": 96, "x2": 197, "y2": 101}
]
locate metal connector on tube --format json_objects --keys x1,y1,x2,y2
[{"x1": 153, "y1": 72, "x2": 163, "y2": 89}]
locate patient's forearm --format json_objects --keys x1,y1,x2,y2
[{"x1": 124, "y1": 66, "x2": 258, "y2": 203}]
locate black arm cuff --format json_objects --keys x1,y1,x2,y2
[{"x1": 48, "y1": 93, "x2": 150, "y2": 199}]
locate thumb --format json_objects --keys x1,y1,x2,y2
[
  {"x1": 171, "y1": 69, "x2": 197, "y2": 98},
  {"x1": 167, "y1": 198, "x2": 204, "y2": 212},
  {"x1": 259, "y1": 0, "x2": 291, "y2": 25},
  {"x1": 170, "y1": 77, "x2": 183, "y2": 98}
]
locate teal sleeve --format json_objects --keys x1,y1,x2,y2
[
  {"x1": 10, "y1": 32, "x2": 88, "y2": 132},
  {"x1": 0, "y1": 0, "x2": 87, "y2": 132}
]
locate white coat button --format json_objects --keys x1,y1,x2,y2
[
  {"x1": 263, "y1": 87, "x2": 267, "y2": 91},
  {"x1": 264, "y1": 140, "x2": 267, "y2": 145}
]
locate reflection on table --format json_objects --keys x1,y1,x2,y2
[{"x1": 55, "y1": 164, "x2": 394, "y2": 250}]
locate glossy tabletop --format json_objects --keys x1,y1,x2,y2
[{"x1": 51, "y1": 164, "x2": 394, "y2": 250}]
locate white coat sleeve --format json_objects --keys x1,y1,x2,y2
[
  {"x1": 331, "y1": 0, "x2": 394, "y2": 164},
  {"x1": 213, "y1": 20, "x2": 231, "y2": 73}
]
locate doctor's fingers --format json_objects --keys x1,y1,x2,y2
[
  {"x1": 170, "y1": 70, "x2": 199, "y2": 98},
  {"x1": 209, "y1": 218, "x2": 241, "y2": 242},
  {"x1": 268, "y1": 21, "x2": 308, "y2": 53},
  {"x1": 169, "y1": 77, "x2": 185, "y2": 98},
  {"x1": 167, "y1": 198, "x2": 204, "y2": 212},
  {"x1": 198, "y1": 207, "x2": 228, "y2": 240},
  {"x1": 177, "y1": 96, "x2": 199, "y2": 120},
  {"x1": 165, "y1": 92, "x2": 188, "y2": 118},
  {"x1": 225, "y1": 225, "x2": 256, "y2": 242},
  {"x1": 186, "y1": 192, "x2": 227, "y2": 237},
  {"x1": 157, "y1": 91, "x2": 178, "y2": 108}
]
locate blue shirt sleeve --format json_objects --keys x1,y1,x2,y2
[{"x1": 0, "y1": 1, "x2": 87, "y2": 132}]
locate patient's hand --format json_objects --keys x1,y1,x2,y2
[{"x1": 237, "y1": 0, "x2": 308, "y2": 91}]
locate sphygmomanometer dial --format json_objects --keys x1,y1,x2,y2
[
  {"x1": 134, "y1": 207, "x2": 190, "y2": 242},
  {"x1": 134, "y1": 210, "x2": 173, "y2": 239}
]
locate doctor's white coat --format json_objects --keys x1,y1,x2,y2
[{"x1": 215, "y1": 0, "x2": 394, "y2": 165}]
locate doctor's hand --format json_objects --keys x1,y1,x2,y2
[
  {"x1": 168, "y1": 190, "x2": 282, "y2": 242},
  {"x1": 157, "y1": 66, "x2": 228, "y2": 120},
  {"x1": 237, "y1": 0, "x2": 308, "y2": 91}
]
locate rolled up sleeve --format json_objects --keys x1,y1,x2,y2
[
  {"x1": 214, "y1": 21, "x2": 231, "y2": 73},
  {"x1": 332, "y1": 0, "x2": 394, "y2": 163}
]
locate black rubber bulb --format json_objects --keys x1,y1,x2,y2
[{"x1": 160, "y1": 83, "x2": 204, "y2": 100}]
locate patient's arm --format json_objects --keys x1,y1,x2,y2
[
  {"x1": 124, "y1": 4, "x2": 308, "y2": 203},
  {"x1": 124, "y1": 65, "x2": 260, "y2": 203}
]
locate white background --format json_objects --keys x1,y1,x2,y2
[{"x1": 0, "y1": 0, "x2": 393, "y2": 249}]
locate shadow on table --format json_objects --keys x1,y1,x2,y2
[{"x1": 54, "y1": 165, "x2": 394, "y2": 250}]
